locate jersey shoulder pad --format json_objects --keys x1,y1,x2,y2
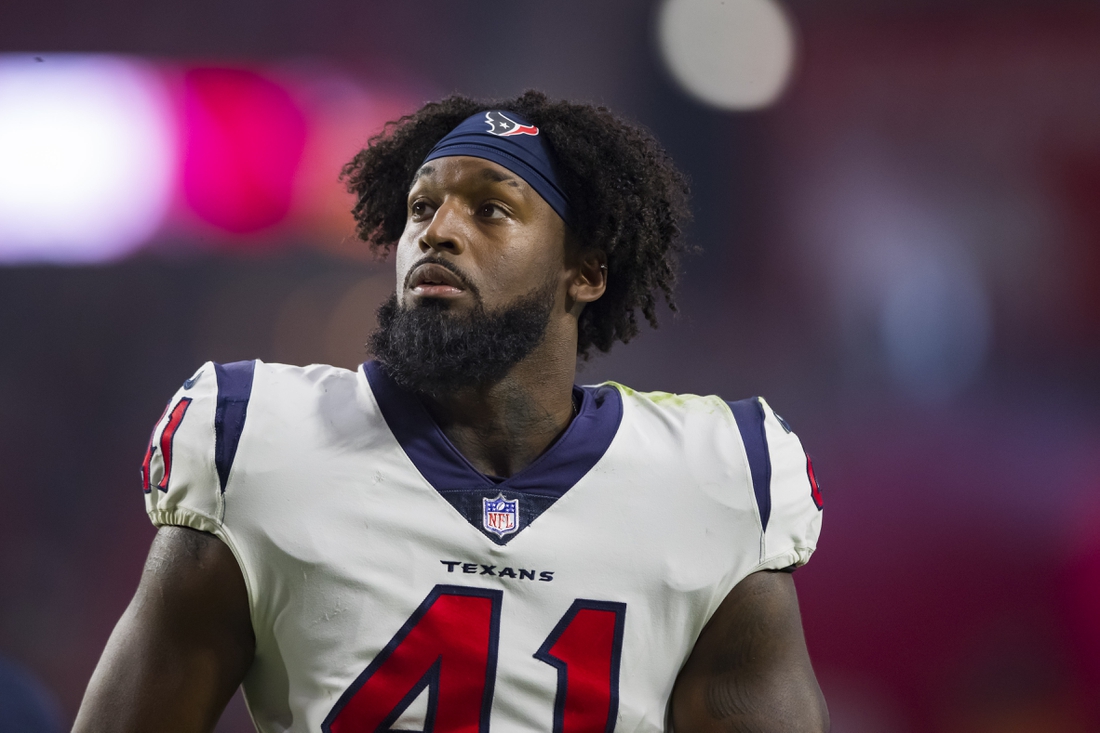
[
  {"x1": 609, "y1": 382, "x2": 730, "y2": 419},
  {"x1": 726, "y1": 395, "x2": 823, "y2": 570},
  {"x1": 142, "y1": 360, "x2": 257, "y2": 535}
]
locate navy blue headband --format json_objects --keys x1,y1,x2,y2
[{"x1": 421, "y1": 110, "x2": 573, "y2": 227}]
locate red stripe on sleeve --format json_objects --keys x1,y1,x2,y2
[{"x1": 156, "y1": 397, "x2": 193, "y2": 492}]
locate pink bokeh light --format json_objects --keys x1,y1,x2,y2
[{"x1": 182, "y1": 67, "x2": 308, "y2": 236}]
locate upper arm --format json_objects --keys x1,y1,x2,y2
[
  {"x1": 73, "y1": 526, "x2": 254, "y2": 733},
  {"x1": 671, "y1": 570, "x2": 828, "y2": 733}
]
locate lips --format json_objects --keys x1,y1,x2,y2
[{"x1": 408, "y1": 262, "x2": 467, "y2": 296}]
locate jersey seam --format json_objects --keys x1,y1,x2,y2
[
  {"x1": 751, "y1": 545, "x2": 817, "y2": 573},
  {"x1": 209, "y1": 388, "x2": 226, "y2": 522},
  {"x1": 148, "y1": 506, "x2": 222, "y2": 532}
]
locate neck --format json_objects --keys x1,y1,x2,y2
[{"x1": 418, "y1": 344, "x2": 577, "y2": 478}]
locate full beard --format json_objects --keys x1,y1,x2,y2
[{"x1": 368, "y1": 278, "x2": 558, "y2": 399}]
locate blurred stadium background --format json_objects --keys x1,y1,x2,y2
[{"x1": 2, "y1": 0, "x2": 1099, "y2": 730}]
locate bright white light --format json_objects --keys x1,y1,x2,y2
[
  {"x1": 657, "y1": 0, "x2": 797, "y2": 111},
  {"x1": 0, "y1": 55, "x2": 176, "y2": 263}
]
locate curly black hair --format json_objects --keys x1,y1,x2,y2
[{"x1": 341, "y1": 90, "x2": 693, "y2": 358}]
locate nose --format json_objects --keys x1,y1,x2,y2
[{"x1": 419, "y1": 199, "x2": 466, "y2": 255}]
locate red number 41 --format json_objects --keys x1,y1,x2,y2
[{"x1": 322, "y1": 585, "x2": 627, "y2": 733}]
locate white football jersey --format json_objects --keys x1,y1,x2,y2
[{"x1": 141, "y1": 360, "x2": 822, "y2": 733}]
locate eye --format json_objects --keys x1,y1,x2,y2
[
  {"x1": 409, "y1": 198, "x2": 433, "y2": 220},
  {"x1": 478, "y1": 202, "x2": 507, "y2": 219}
]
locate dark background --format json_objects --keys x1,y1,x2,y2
[{"x1": 2, "y1": 1, "x2": 1099, "y2": 731}]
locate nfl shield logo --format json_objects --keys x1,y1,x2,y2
[{"x1": 483, "y1": 493, "x2": 519, "y2": 538}]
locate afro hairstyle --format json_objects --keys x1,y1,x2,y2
[{"x1": 341, "y1": 90, "x2": 693, "y2": 358}]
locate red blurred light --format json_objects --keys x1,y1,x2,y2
[{"x1": 183, "y1": 67, "x2": 307, "y2": 236}]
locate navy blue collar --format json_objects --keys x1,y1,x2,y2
[{"x1": 364, "y1": 361, "x2": 622, "y2": 498}]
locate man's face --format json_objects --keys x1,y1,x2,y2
[
  {"x1": 369, "y1": 155, "x2": 572, "y2": 396},
  {"x1": 395, "y1": 155, "x2": 570, "y2": 316}
]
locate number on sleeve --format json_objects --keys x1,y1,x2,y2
[
  {"x1": 807, "y1": 453, "x2": 823, "y2": 510},
  {"x1": 141, "y1": 397, "x2": 192, "y2": 493},
  {"x1": 535, "y1": 600, "x2": 627, "y2": 733},
  {"x1": 323, "y1": 585, "x2": 502, "y2": 733}
]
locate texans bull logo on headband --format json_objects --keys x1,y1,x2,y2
[
  {"x1": 485, "y1": 111, "x2": 539, "y2": 137},
  {"x1": 422, "y1": 109, "x2": 571, "y2": 226}
]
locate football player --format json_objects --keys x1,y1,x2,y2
[{"x1": 74, "y1": 92, "x2": 828, "y2": 732}]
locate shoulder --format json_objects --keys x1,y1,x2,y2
[
  {"x1": 249, "y1": 360, "x2": 362, "y2": 402},
  {"x1": 606, "y1": 382, "x2": 809, "y2": 459},
  {"x1": 604, "y1": 382, "x2": 734, "y2": 436},
  {"x1": 609, "y1": 382, "x2": 728, "y2": 413},
  {"x1": 142, "y1": 360, "x2": 373, "y2": 527},
  {"x1": 608, "y1": 382, "x2": 797, "y2": 434},
  {"x1": 150, "y1": 360, "x2": 364, "y2": 468},
  {"x1": 154, "y1": 359, "x2": 362, "y2": 415},
  {"x1": 602, "y1": 383, "x2": 785, "y2": 457},
  {"x1": 197, "y1": 359, "x2": 383, "y2": 423},
  {"x1": 605, "y1": 382, "x2": 824, "y2": 570}
]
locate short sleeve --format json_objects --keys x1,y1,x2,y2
[
  {"x1": 728, "y1": 396, "x2": 823, "y2": 571},
  {"x1": 141, "y1": 361, "x2": 224, "y2": 536}
]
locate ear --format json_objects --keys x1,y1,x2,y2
[{"x1": 568, "y1": 250, "x2": 608, "y2": 305}]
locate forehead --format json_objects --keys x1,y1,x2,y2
[{"x1": 411, "y1": 156, "x2": 529, "y2": 191}]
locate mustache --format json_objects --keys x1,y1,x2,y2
[{"x1": 403, "y1": 256, "x2": 480, "y2": 298}]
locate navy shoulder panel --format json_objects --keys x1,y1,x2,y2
[
  {"x1": 213, "y1": 360, "x2": 256, "y2": 492},
  {"x1": 727, "y1": 397, "x2": 773, "y2": 532}
]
